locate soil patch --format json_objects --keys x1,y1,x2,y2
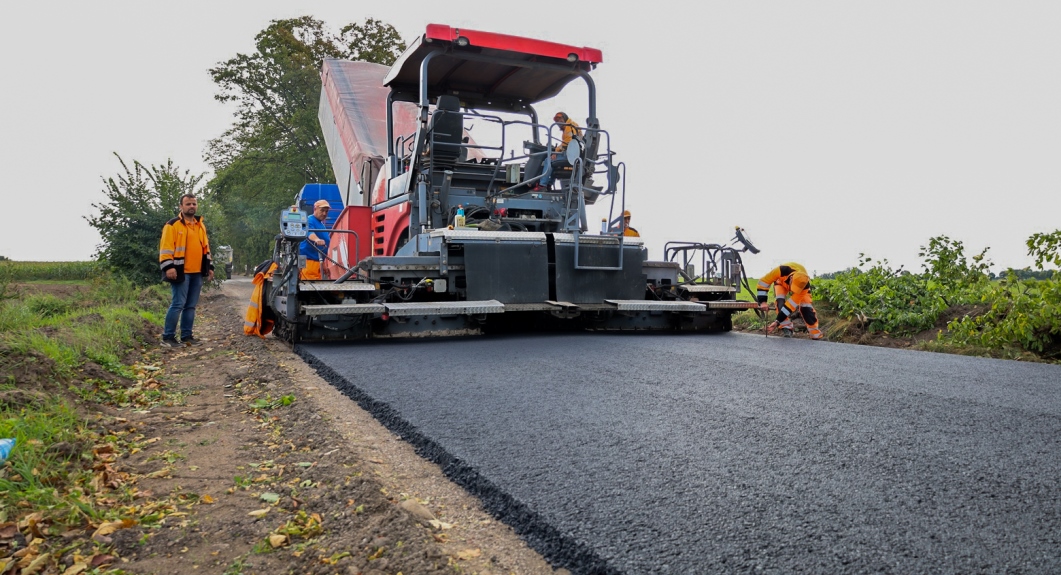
[
  {"x1": 103, "y1": 281, "x2": 560, "y2": 575},
  {"x1": 0, "y1": 344, "x2": 65, "y2": 396}
]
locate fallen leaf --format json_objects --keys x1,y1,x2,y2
[
  {"x1": 260, "y1": 492, "x2": 280, "y2": 504},
  {"x1": 268, "y1": 534, "x2": 287, "y2": 548},
  {"x1": 456, "y1": 548, "x2": 482, "y2": 560},
  {"x1": 201, "y1": 494, "x2": 215, "y2": 504},
  {"x1": 0, "y1": 523, "x2": 17, "y2": 538},
  {"x1": 21, "y1": 553, "x2": 50, "y2": 575},
  {"x1": 62, "y1": 562, "x2": 88, "y2": 575},
  {"x1": 21, "y1": 513, "x2": 46, "y2": 538},
  {"x1": 89, "y1": 554, "x2": 116, "y2": 568},
  {"x1": 145, "y1": 468, "x2": 172, "y2": 479},
  {"x1": 92, "y1": 519, "x2": 136, "y2": 539},
  {"x1": 428, "y1": 519, "x2": 455, "y2": 530},
  {"x1": 248, "y1": 509, "x2": 269, "y2": 518}
]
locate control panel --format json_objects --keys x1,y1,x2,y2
[{"x1": 280, "y1": 208, "x2": 309, "y2": 240}]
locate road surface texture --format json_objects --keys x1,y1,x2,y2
[{"x1": 299, "y1": 332, "x2": 1061, "y2": 574}]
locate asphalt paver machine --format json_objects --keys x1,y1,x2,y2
[{"x1": 264, "y1": 24, "x2": 760, "y2": 342}]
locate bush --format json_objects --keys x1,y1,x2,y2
[
  {"x1": 814, "y1": 236, "x2": 992, "y2": 335},
  {"x1": 945, "y1": 229, "x2": 1061, "y2": 358}
]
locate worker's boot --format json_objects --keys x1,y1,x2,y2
[
  {"x1": 781, "y1": 328, "x2": 793, "y2": 338},
  {"x1": 778, "y1": 319, "x2": 794, "y2": 337}
]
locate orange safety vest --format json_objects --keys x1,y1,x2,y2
[{"x1": 244, "y1": 262, "x2": 278, "y2": 337}]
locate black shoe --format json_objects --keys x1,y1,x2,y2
[
  {"x1": 183, "y1": 336, "x2": 204, "y2": 346},
  {"x1": 161, "y1": 338, "x2": 182, "y2": 348},
  {"x1": 781, "y1": 328, "x2": 794, "y2": 338}
]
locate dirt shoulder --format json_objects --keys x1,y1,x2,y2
[{"x1": 113, "y1": 280, "x2": 561, "y2": 575}]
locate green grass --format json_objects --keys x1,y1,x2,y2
[
  {"x1": 0, "y1": 273, "x2": 169, "y2": 529},
  {"x1": 0, "y1": 398, "x2": 101, "y2": 525}
]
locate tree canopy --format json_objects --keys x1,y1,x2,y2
[{"x1": 206, "y1": 17, "x2": 405, "y2": 269}]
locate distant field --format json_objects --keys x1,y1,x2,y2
[{"x1": 0, "y1": 261, "x2": 102, "y2": 282}]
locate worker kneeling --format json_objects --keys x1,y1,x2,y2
[{"x1": 756, "y1": 262, "x2": 823, "y2": 340}]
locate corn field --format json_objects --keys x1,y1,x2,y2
[{"x1": 0, "y1": 261, "x2": 103, "y2": 282}]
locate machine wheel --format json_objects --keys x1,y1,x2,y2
[
  {"x1": 721, "y1": 314, "x2": 733, "y2": 332},
  {"x1": 273, "y1": 317, "x2": 299, "y2": 345}
]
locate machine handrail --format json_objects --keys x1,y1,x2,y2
[{"x1": 573, "y1": 159, "x2": 627, "y2": 271}]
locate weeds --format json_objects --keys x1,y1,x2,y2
[{"x1": 250, "y1": 395, "x2": 296, "y2": 410}]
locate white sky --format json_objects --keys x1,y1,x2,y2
[{"x1": 3, "y1": 1, "x2": 1059, "y2": 277}]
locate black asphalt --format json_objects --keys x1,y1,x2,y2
[{"x1": 299, "y1": 332, "x2": 1061, "y2": 574}]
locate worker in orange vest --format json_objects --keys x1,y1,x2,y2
[
  {"x1": 553, "y1": 111, "x2": 581, "y2": 152},
  {"x1": 756, "y1": 262, "x2": 823, "y2": 339},
  {"x1": 621, "y1": 210, "x2": 639, "y2": 237},
  {"x1": 244, "y1": 260, "x2": 278, "y2": 337}
]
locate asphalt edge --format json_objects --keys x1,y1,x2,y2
[{"x1": 296, "y1": 346, "x2": 621, "y2": 575}]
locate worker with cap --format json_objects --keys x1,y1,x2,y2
[
  {"x1": 608, "y1": 210, "x2": 639, "y2": 236},
  {"x1": 299, "y1": 199, "x2": 332, "y2": 280},
  {"x1": 756, "y1": 262, "x2": 823, "y2": 339},
  {"x1": 620, "y1": 210, "x2": 639, "y2": 237},
  {"x1": 539, "y1": 112, "x2": 583, "y2": 189},
  {"x1": 552, "y1": 112, "x2": 581, "y2": 152}
]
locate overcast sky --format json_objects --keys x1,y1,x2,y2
[{"x1": 3, "y1": 1, "x2": 1059, "y2": 277}]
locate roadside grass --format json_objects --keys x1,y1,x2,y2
[
  {"x1": 0, "y1": 263, "x2": 186, "y2": 569},
  {"x1": 0, "y1": 397, "x2": 102, "y2": 525},
  {"x1": 734, "y1": 280, "x2": 758, "y2": 302}
]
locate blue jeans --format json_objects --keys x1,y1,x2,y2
[{"x1": 163, "y1": 272, "x2": 202, "y2": 340}]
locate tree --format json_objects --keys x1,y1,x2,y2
[
  {"x1": 1028, "y1": 230, "x2": 1061, "y2": 270},
  {"x1": 86, "y1": 154, "x2": 217, "y2": 286},
  {"x1": 206, "y1": 17, "x2": 405, "y2": 269}
]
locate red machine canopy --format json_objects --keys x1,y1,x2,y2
[{"x1": 384, "y1": 24, "x2": 604, "y2": 111}]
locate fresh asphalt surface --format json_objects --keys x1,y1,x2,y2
[{"x1": 299, "y1": 332, "x2": 1061, "y2": 574}]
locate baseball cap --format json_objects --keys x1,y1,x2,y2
[
  {"x1": 623, "y1": 210, "x2": 631, "y2": 218},
  {"x1": 313, "y1": 199, "x2": 331, "y2": 209}
]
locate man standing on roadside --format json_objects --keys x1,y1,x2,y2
[
  {"x1": 159, "y1": 194, "x2": 214, "y2": 347},
  {"x1": 299, "y1": 199, "x2": 331, "y2": 280}
]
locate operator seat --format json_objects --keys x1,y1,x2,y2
[{"x1": 426, "y1": 95, "x2": 463, "y2": 167}]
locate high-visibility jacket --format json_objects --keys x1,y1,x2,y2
[
  {"x1": 557, "y1": 118, "x2": 581, "y2": 151},
  {"x1": 159, "y1": 216, "x2": 213, "y2": 283},
  {"x1": 623, "y1": 226, "x2": 640, "y2": 237},
  {"x1": 757, "y1": 262, "x2": 819, "y2": 329},
  {"x1": 244, "y1": 261, "x2": 278, "y2": 338}
]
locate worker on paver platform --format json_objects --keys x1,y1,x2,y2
[
  {"x1": 539, "y1": 112, "x2": 583, "y2": 189},
  {"x1": 553, "y1": 111, "x2": 581, "y2": 152},
  {"x1": 756, "y1": 262, "x2": 823, "y2": 339},
  {"x1": 299, "y1": 200, "x2": 331, "y2": 280},
  {"x1": 613, "y1": 210, "x2": 639, "y2": 237}
]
